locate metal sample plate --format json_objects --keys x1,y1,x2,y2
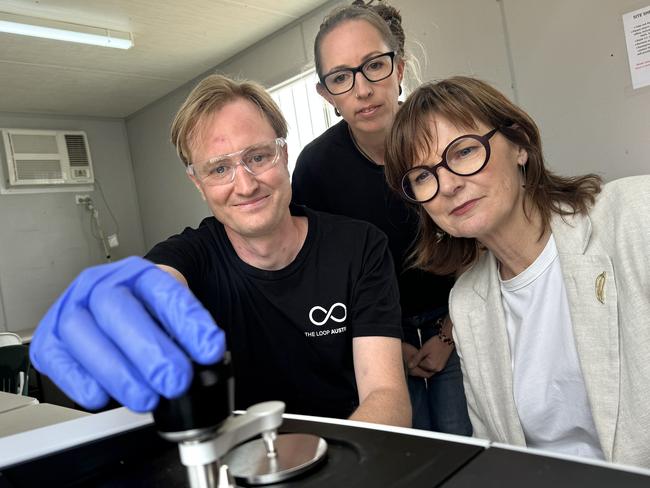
[{"x1": 223, "y1": 433, "x2": 327, "y2": 485}]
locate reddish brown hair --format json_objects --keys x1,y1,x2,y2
[{"x1": 384, "y1": 76, "x2": 602, "y2": 275}]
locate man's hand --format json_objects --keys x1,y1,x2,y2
[{"x1": 30, "y1": 257, "x2": 225, "y2": 413}]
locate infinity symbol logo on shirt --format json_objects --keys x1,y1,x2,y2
[{"x1": 309, "y1": 302, "x2": 347, "y2": 326}]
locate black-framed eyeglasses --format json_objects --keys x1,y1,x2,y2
[
  {"x1": 187, "y1": 138, "x2": 286, "y2": 186},
  {"x1": 320, "y1": 51, "x2": 396, "y2": 95},
  {"x1": 401, "y1": 129, "x2": 499, "y2": 203}
]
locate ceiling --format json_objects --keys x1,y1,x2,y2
[{"x1": 0, "y1": 0, "x2": 329, "y2": 118}]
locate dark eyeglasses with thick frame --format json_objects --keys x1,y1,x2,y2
[
  {"x1": 320, "y1": 51, "x2": 396, "y2": 95},
  {"x1": 401, "y1": 128, "x2": 499, "y2": 203}
]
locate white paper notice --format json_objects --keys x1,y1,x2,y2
[{"x1": 623, "y1": 6, "x2": 650, "y2": 89}]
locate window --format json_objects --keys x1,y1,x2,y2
[{"x1": 270, "y1": 70, "x2": 336, "y2": 176}]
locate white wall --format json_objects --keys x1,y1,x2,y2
[
  {"x1": 127, "y1": 0, "x2": 650, "y2": 250},
  {"x1": 401, "y1": 0, "x2": 649, "y2": 181},
  {"x1": 399, "y1": 0, "x2": 514, "y2": 96},
  {"x1": 0, "y1": 113, "x2": 145, "y2": 333},
  {"x1": 502, "y1": 0, "x2": 649, "y2": 180}
]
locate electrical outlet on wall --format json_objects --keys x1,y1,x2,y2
[
  {"x1": 75, "y1": 194, "x2": 91, "y2": 204},
  {"x1": 107, "y1": 234, "x2": 119, "y2": 248}
]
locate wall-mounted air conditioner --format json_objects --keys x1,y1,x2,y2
[{"x1": 1, "y1": 129, "x2": 94, "y2": 187}]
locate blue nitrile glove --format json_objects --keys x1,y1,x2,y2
[{"x1": 30, "y1": 256, "x2": 225, "y2": 412}]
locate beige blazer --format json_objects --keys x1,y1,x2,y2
[{"x1": 449, "y1": 176, "x2": 650, "y2": 468}]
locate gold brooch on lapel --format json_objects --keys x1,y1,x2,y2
[{"x1": 595, "y1": 272, "x2": 606, "y2": 304}]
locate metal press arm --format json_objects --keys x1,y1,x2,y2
[{"x1": 176, "y1": 401, "x2": 285, "y2": 488}]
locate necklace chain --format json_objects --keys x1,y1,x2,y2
[{"x1": 347, "y1": 124, "x2": 378, "y2": 165}]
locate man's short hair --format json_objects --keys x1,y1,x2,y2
[{"x1": 171, "y1": 74, "x2": 288, "y2": 166}]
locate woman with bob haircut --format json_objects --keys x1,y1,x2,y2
[{"x1": 384, "y1": 76, "x2": 650, "y2": 467}]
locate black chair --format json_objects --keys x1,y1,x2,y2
[{"x1": 0, "y1": 344, "x2": 31, "y2": 395}]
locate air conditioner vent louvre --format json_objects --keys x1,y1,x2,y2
[
  {"x1": 15, "y1": 159, "x2": 64, "y2": 180},
  {"x1": 64, "y1": 134, "x2": 90, "y2": 166}
]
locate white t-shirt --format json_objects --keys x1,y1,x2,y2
[{"x1": 500, "y1": 234, "x2": 604, "y2": 460}]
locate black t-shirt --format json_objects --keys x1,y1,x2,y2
[
  {"x1": 292, "y1": 120, "x2": 454, "y2": 317},
  {"x1": 145, "y1": 205, "x2": 401, "y2": 419}
]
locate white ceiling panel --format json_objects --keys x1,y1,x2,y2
[{"x1": 0, "y1": 0, "x2": 329, "y2": 117}]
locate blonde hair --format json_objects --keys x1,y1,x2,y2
[{"x1": 171, "y1": 74, "x2": 287, "y2": 166}]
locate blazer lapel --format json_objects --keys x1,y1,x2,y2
[
  {"x1": 552, "y1": 213, "x2": 620, "y2": 460},
  {"x1": 467, "y1": 255, "x2": 526, "y2": 444}
]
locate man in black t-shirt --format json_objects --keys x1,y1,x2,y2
[
  {"x1": 30, "y1": 75, "x2": 411, "y2": 427},
  {"x1": 145, "y1": 204, "x2": 402, "y2": 419}
]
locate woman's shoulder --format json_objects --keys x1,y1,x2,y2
[
  {"x1": 600, "y1": 175, "x2": 650, "y2": 200},
  {"x1": 550, "y1": 175, "x2": 650, "y2": 257},
  {"x1": 297, "y1": 120, "x2": 350, "y2": 160},
  {"x1": 302, "y1": 119, "x2": 348, "y2": 146},
  {"x1": 591, "y1": 175, "x2": 650, "y2": 216}
]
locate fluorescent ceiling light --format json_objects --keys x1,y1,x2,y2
[{"x1": 0, "y1": 12, "x2": 133, "y2": 49}]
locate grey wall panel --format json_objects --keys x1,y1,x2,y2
[
  {"x1": 0, "y1": 113, "x2": 145, "y2": 332},
  {"x1": 126, "y1": 87, "x2": 210, "y2": 250},
  {"x1": 219, "y1": 24, "x2": 311, "y2": 88},
  {"x1": 502, "y1": 0, "x2": 649, "y2": 180},
  {"x1": 398, "y1": 0, "x2": 514, "y2": 98}
]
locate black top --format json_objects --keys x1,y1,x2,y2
[
  {"x1": 145, "y1": 205, "x2": 401, "y2": 419},
  {"x1": 292, "y1": 120, "x2": 454, "y2": 317}
]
